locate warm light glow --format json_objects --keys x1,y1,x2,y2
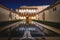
[
  {"x1": 19, "y1": 9, "x2": 37, "y2": 13},
  {"x1": 20, "y1": 16, "x2": 26, "y2": 19},
  {"x1": 30, "y1": 16, "x2": 36, "y2": 19}
]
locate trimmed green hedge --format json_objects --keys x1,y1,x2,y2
[
  {"x1": 33, "y1": 20, "x2": 60, "y2": 29},
  {"x1": 0, "y1": 20, "x2": 21, "y2": 27}
]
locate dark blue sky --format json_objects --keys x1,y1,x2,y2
[{"x1": 0, "y1": 0, "x2": 57, "y2": 10}]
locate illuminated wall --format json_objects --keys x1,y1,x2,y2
[
  {"x1": 0, "y1": 7, "x2": 10, "y2": 21},
  {"x1": 19, "y1": 5, "x2": 49, "y2": 12},
  {"x1": 45, "y1": 4, "x2": 60, "y2": 22},
  {"x1": 38, "y1": 3, "x2": 60, "y2": 23},
  {"x1": 0, "y1": 5, "x2": 20, "y2": 22}
]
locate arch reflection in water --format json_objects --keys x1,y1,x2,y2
[
  {"x1": 19, "y1": 27, "x2": 36, "y2": 31},
  {"x1": 20, "y1": 30, "x2": 35, "y2": 40}
]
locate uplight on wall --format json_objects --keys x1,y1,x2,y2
[
  {"x1": 19, "y1": 16, "x2": 26, "y2": 19},
  {"x1": 29, "y1": 16, "x2": 36, "y2": 19}
]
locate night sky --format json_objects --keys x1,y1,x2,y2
[{"x1": 0, "y1": 0, "x2": 57, "y2": 10}]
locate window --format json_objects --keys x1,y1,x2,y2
[{"x1": 53, "y1": 7, "x2": 56, "y2": 11}]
